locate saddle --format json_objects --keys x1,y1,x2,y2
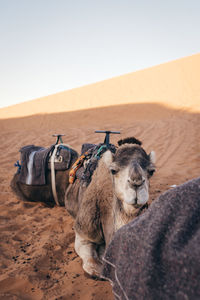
[
  {"x1": 18, "y1": 144, "x2": 72, "y2": 185},
  {"x1": 69, "y1": 142, "x2": 116, "y2": 186}
]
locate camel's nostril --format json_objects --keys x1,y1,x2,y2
[{"x1": 128, "y1": 178, "x2": 145, "y2": 188}]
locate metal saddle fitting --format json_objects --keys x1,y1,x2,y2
[
  {"x1": 95, "y1": 130, "x2": 121, "y2": 146},
  {"x1": 52, "y1": 134, "x2": 65, "y2": 145},
  {"x1": 50, "y1": 134, "x2": 71, "y2": 164},
  {"x1": 52, "y1": 134, "x2": 71, "y2": 161},
  {"x1": 50, "y1": 134, "x2": 65, "y2": 161}
]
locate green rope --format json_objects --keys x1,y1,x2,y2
[{"x1": 95, "y1": 145, "x2": 108, "y2": 158}]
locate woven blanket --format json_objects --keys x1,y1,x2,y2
[
  {"x1": 18, "y1": 144, "x2": 73, "y2": 185},
  {"x1": 77, "y1": 143, "x2": 116, "y2": 186},
  {"x1": 102, "y1": 177, "x2": 200, "y2": 300},
  {"x1": 19, "y1": 145, "x2": 54, "y2": 185},
  {"x1": 81, "y1": 143, "x2": 96, "y2": 154}
]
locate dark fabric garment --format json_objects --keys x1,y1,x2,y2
[
  {"x1": 102, "y1": 177, "x2": 200, "y2": 300},
  {"x1": 19, "y1": 145, "x2": 54, "y2": 185}
]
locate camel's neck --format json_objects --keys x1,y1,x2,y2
[{"x1": 113, "y1": 195, "x2": 139, "y2": 232}]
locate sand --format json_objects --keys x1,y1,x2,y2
[{"x1": 0, "y1": 55, "x2": 200, "y2": 299}]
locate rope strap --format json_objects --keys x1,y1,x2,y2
[
  {"x1": 50, "y1": 144, "x2": 60, "y2": 205},
  {"x1": 50, "y1": 143, "x2": 72, "y2": 205},
  {"x1": 69, "y1": 151, "x2": 89, "y2": 184}
]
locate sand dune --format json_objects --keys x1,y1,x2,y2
[
  {"x1": 0, "y1": 55, "x2": 200, "y2": 299},
  {"x1": 0, "y1": 53, "x2": 200, "y2": 119}
]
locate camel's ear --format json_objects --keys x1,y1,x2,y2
[
  {"x1": 148, "y1": 151, "x2": 156, "y2": 177},
  {"x1": 102, "y1": 150, "x2": 114, "y2": 167},
  {"x1": 149, "y1": 151, "x2": 156, "y2": 164},
  {"x1": 103, "y1": 151, "x2": 120, "y2": 175}
]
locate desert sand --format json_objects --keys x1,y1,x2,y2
[{"x1": 0, "y1": 54, "x2": 200, "y2": 299}]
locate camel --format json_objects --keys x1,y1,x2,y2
[
  {"x1": 10, "y1": 137, "x2": 79, "y2": 206},
  {"x1": 65, "y1": 137, "x2": 156, "y2": 277}
]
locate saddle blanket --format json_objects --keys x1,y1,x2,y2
[
  {"x1": 76, "y1": 142, "x2": 116, "y2": 187},
  {"x1": 18, "y1": 144, "x2": 72, "y2": 185}
]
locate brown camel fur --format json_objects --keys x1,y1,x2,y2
[{"x1": 65, "y1": 138, "x2": 156, "y2": 276}]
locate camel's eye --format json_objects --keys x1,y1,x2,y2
[
  {"x1": 148, "y1": 169, "x2": 155, "y2": 177},
  {"x1": 110, "y1": 163, "x2": 119, "y2": 175},
  {"x1": 110, "y1": 168, "x2": 118, "y2": 175}
]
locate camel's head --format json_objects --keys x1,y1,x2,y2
[{"x1": 103, "y1": 137, "x2": 156, "y2": 208}]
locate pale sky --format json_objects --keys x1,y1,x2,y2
[{"x1": 0, "y1": 0, "x2": 200, "y2": 108}]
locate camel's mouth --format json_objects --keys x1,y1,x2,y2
[
  {"x1": 124, "y1": 191, "x2": 149, "y2": 207},
  {"x1": 133, "y1": 203, "x2": 143, "y2": 208},
  {"x1": 124, "y1": 198, "x2": 144, "y2": 208}
]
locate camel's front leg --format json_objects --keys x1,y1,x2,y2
[{"x1": 75, "y1": 231, "x2": 102, "y2": 277}]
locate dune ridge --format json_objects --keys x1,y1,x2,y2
[{"x1": 1, "y1": 53, "x2": 200, "y2": 119}]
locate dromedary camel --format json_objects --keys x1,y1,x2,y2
[
  {"x1": 65, "y1": 137, "x2": 156, "y2": 277},
  {"x1": 10, "y1": 136, "x2": 78, "y2": 206}
]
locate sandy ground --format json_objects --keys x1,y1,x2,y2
[
  {"x1": 0, "y1": 102, "x2": 199, "y2": 300},
  {"x1": 0, "y1": 55, "x2": 200, "y2": 299}
]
